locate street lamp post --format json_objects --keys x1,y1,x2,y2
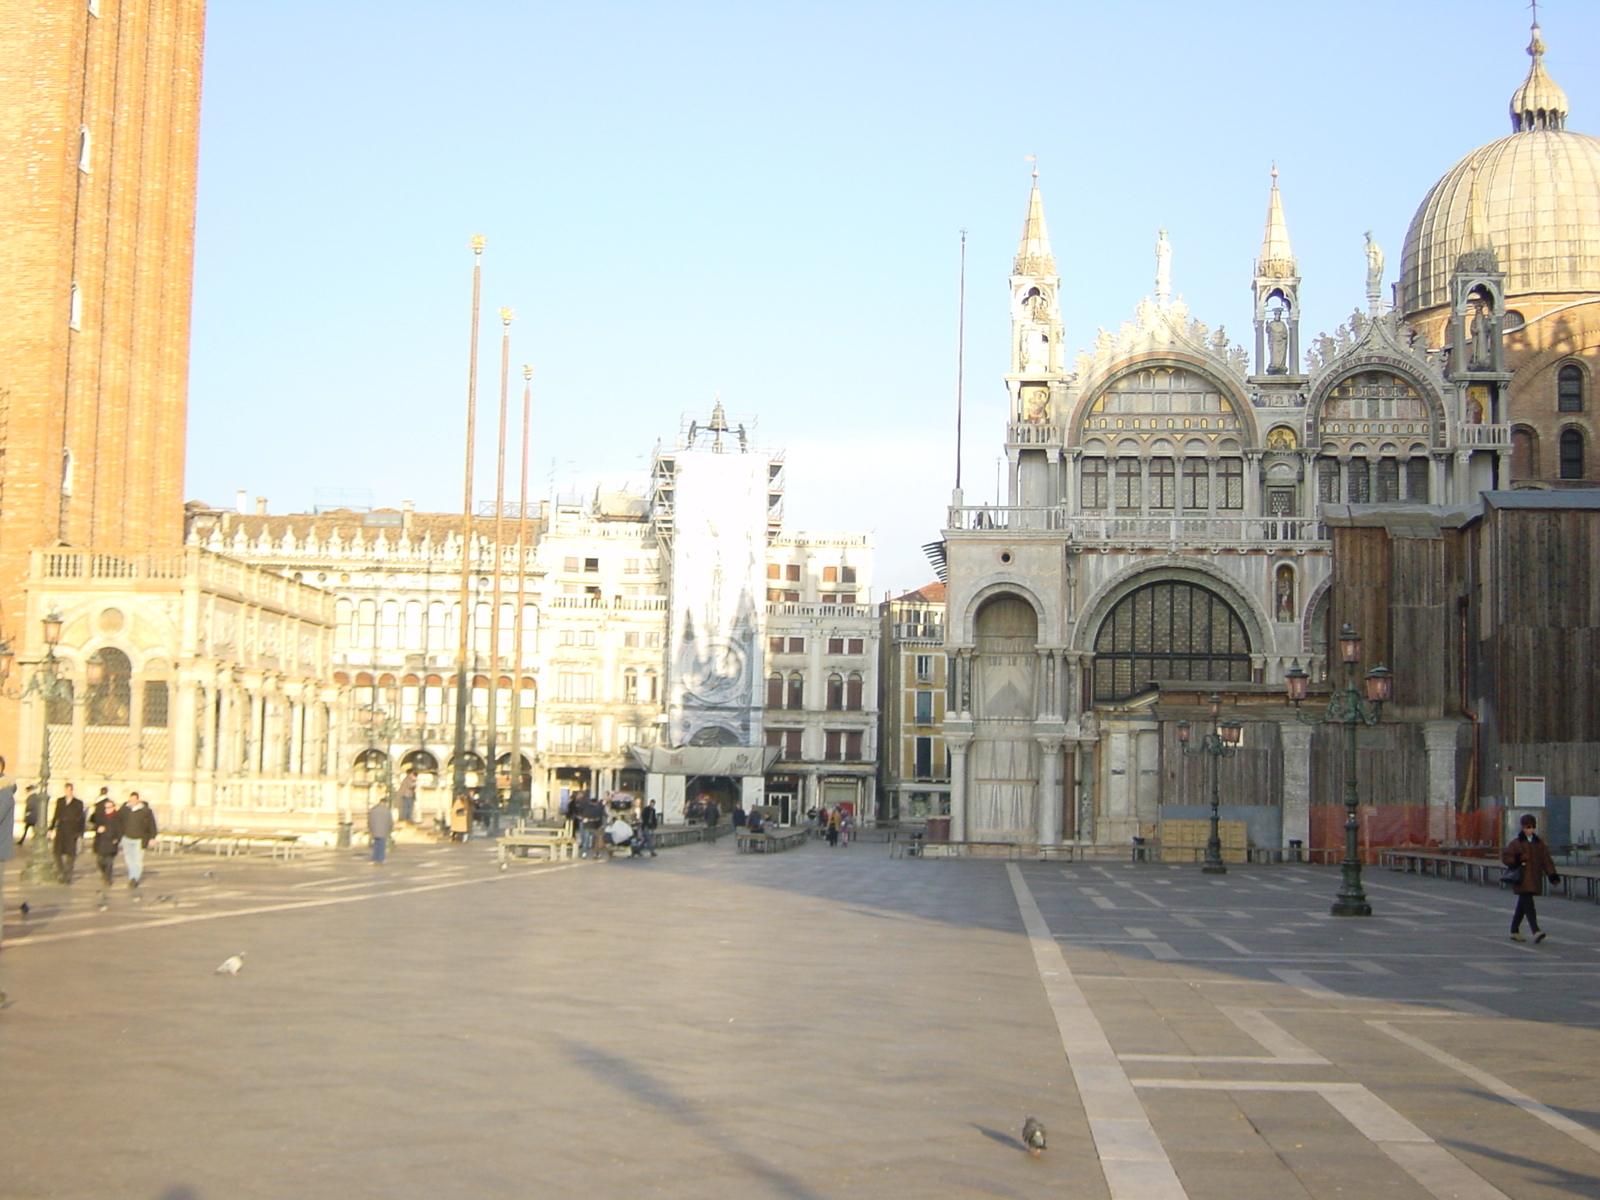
[
  {"x1": 1285, "y1": 623, "x2": 1393, "y2": 918},
  {"x1": 0, "y1": 612, "x2": 104, "y2": 884},
  {"x1": 1176, "y1": 694, "x2": 1243, "y2": 875}
]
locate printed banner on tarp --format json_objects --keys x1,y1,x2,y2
[{"x1": 629, "y1": 745, "x2": 780, "y2": 776}]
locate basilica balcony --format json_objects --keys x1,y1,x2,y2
[
  {"x1": 546, "y1": 595, "x2": 667, "y2": 611},
  {"x1": 1007, "y1": 422, "x2": 1065, "y2": 446},
  {"x1": 1456, "y1": 423, "x2": 1512, "y2": 449},
  {"x1": 766, "y1": 602, "x2": 875, "y2": 619},
  {"x1": 947, "y1": 507, "x2": 1328, "y2": 549}
]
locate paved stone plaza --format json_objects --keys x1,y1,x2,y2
[{"x1": 1, "y1": 837, "x2": 1598, "y2": 1200}]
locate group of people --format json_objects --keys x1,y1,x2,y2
[
  {"x1": 10, "y1": 771, "x2": 159, "y2": 887},
  {"x1": 811, "y1": 806, "x2": 853, "y2": 847},
  {"x1": 562, "y1": 789, "x2": 659, "y2": 859}
]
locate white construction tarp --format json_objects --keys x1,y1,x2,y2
[{"x1": 629, "y1": 745, "x2": 779, "y2": 777}]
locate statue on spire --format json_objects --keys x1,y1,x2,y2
[{"x1": 1364, "y1": 231, "x2": 1386, "y2": 313}]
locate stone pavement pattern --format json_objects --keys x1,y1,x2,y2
[{"x1": 0, "y1": 838, "x2": 1595, "y2": 1199}]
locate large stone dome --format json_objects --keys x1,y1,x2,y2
[{"x1": 1398, "y1": 27, "x2": 1600, "y2": 315}]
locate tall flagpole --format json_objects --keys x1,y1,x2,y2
[
  {"x1": 451, "y1": 237, "x2": 485, "y2": 806},
  {"x1": 485, "y1": 308, "x2": 514, "y2": 824},
  {"x1": 508, "y1": 364, "x2": 533, "y2": 815},
  {"x1": 955, "y1": 229, "x2": 967, "y2": 493}
]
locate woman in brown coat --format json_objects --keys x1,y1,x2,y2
[{"x1": 1502, "y1": 813, "x2": 1560, "y2": 943}]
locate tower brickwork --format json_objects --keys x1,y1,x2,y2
[{"x1": 0, "y1": 0, "x2": 205, "y2": 614}]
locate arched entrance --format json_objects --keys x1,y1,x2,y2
[
  {"x1": 970, "y1": 594, "x2": 1039, "y2": 839},
  {"x1": 1092, "y1": 580, "x2": 1252, "y2": 701}
]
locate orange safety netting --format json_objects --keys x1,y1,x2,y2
[{"x1": 1307, "y1": 804, "x2": 1504, "y2": 864}]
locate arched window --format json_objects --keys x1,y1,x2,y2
[
  {"x1": 624, "y1": 668, "x2": 640, "y2": 702},
  {"x1": 845, "y1": 672, "x2": 864, "y2": 711},
  {"x1": 47, "y1": 678, "x2": 74, "y2": 726},
  {"x1": 1405, "y1": 456, "x2": 1430, "y2": 501},
  {"x1": 1558, "y1": 364, "x2": 1585, "y2": 412},
  {"x1": 1149, "y1": 457, "x2": 1175, "y2": 509},
  {"x1": 765, "y1": 672, "x2": 782, "y2": 708},
  {"x1": 786, "y1": 671, "x2": 804, "y2": 710},
  {"x1": 1512, "y1": 427, "x2": 1540, "y2": 479},
  {"x1": 1347, "y1": 458, "x2": 1370, "y2": 503},
  {"x1": 1375, "y1": 456, "x2": 1400, "y2": 502},
  {"x1": 89, "y1": 648, "x2": 132, "y2": 726},
  {"x1": 1560, "y1": 428, "x2": 1586, "y2": 480},
  {"x1": 826, "y1": 672, "x2": 844, "y2": 711},
  {"x1": 1093, "y1": 580, "x2": 1252, "y2": 701},
  {"x1": 1080, "y1": 457, "x2": 1107, "y2": 509}
]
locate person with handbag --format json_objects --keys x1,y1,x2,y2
[{"x1": 1502, "y1": 813, "x2": 1560, "y2": 943}]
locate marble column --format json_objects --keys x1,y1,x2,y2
[
  {"x1": 1037, "y1": 737, "x2": 1063, "y2": 846},
  {"x1": 947, "y1": 732, "x2": 971, "y2": 841},
  {"x1": 1279, "y1": 721, "x2": 1313, "y2": 852},
  {"x1": 1423, "y1": 721, "x2": 1460, "y2": 844}
]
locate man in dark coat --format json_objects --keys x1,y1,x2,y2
[
  {"x1": 49, "y1": 783, "x2": 86, "y2": 883},
  {"x1": 90, "y1": 797, "x2": 121, "y2": 885},
  {"x1": 580, "y1": 793, "x2": 606, "y2": 858},
  {"x1": 1503, "y1": 812, "x2": 1560, "y2": 943}
]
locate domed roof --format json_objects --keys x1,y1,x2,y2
[{"x1": 1399, "y1": 26, "x2": 1600, "y2": 315}]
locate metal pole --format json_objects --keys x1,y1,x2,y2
[
  {"x1": 1202, "y1": 734, "x2": 1226, "y2": 874},
  {"x1": 451, "y1": 237, "x2": 485, "y2": 803},
  {"x1": 508, "y1": 364, "x2": 532, "y2": 819},
  {"x1": 955, "y1": 229, "x2": 966, "y2": 491},
  {"x1": 21, "y1": 648, "x2": 58, "y2": 884},
  {"x1": 1333, "y1": 661, "x2": 1372, "y2": 915},
  {"x1": 484, "y1": 310, "x2": 513, "y2": 833}
]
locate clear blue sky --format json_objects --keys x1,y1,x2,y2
[{"x1": 188, "y1": 0, "x2": 1600, "y2": 593}]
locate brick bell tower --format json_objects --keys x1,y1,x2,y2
[{"x1": 0, "y1": 0, "x2": 206, "y2": 744}]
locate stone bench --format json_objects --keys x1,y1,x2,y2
[{"x1": 735, "y1": 829, "x2": 810, "y2": 853}]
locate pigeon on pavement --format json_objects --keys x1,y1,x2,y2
[
  {"x1": 1022, "y1": 1117, "x2": 1047, "y2": 1156},
  {"x1": 214, "y1": 953, "x2": 245, "y2": 975},
  {"x1": 19, "y1": 902, "x2": 28, "y2": 916}
]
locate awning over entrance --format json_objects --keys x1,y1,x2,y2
[{"x1": 628, "y1": 745, "x2": 780, "y2": 776}]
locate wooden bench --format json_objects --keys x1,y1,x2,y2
[
  {"x1": 735, "y1": 829, "x2": 810, "y2": 853},
  {"x1": 497, "y1": 830, "x2": 579, "y2": 865}
]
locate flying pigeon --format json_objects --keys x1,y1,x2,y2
[
  {"x1": 1022, "y1": 1117, "x2": 1047, "y2": 1156},
  {"x1": 214, "y1": 953, "x2": 245, "y2": 975}
]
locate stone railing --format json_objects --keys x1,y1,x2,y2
[
  {"x1": 1457, "y1": 423, "x2": 1512, "y2": 448},
  {"x1": 946, "y1": 508, "x2": 1329, "y2": 547},
  {"x1": 1007, "y1": 422, "x2": 1065, "y2": 446}
]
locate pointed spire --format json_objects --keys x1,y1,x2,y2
[
  {"x1": 1257, "y1": 166, "x2": 1296, "y2": 278},
  {"x1": 1457, "y1": 160, "x2": 1499, "y2": 272},
  {"x1": 1510, "y1": 20, "x2": 1568, "y2": 132},
  {"x1": 1013, "y1": 167, "x2": 1056, "y2": 277}
]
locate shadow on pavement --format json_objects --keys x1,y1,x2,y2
[{"x1": 558, "y1": 1035, "x2": 826, "y2": 1200}]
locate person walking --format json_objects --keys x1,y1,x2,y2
[
  {"x1": 0, "y1": 761, "x2": 16, "y2": 930},
  {"x1": 17, "y1": 785, "x2": 40, "y2": 846},
  {"x1": 639, "y1": 800, "x2": 659, "y2": 857},
  {"x1": 367, "y1": 797, "x2": 394, "y2": 864},
  {"x1": 117, "y1": 792, "x2": 157, "y2": 888},
  {"x1": 450, "y1": 790, "x2": 473, "y2": 842},
  {"x1": 395, "y1": 769, "x2": 419, "y2": 825},
  {"x1": 580, "y1": 792, "x2": 606, "y2": 858},
  {"x1": 825, "y1": 808, "x2": 840, "y2": 848},
  {"x1": 49, "y1": 783, "x2": 86, "y2": 883},
  {"x1": 1503, "y1": 813, "x2": 1561, "y2": 943},
  {"x1": 731, "y1": 803, "x2": 747, "y2": 832},
  {"x1": 90, "y1": 796, "x2": 121, "y2": 886}
]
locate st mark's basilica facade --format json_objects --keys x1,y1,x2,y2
[{"x1": 939, "y1": 23, "x2": 1600, "y2": 850}]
